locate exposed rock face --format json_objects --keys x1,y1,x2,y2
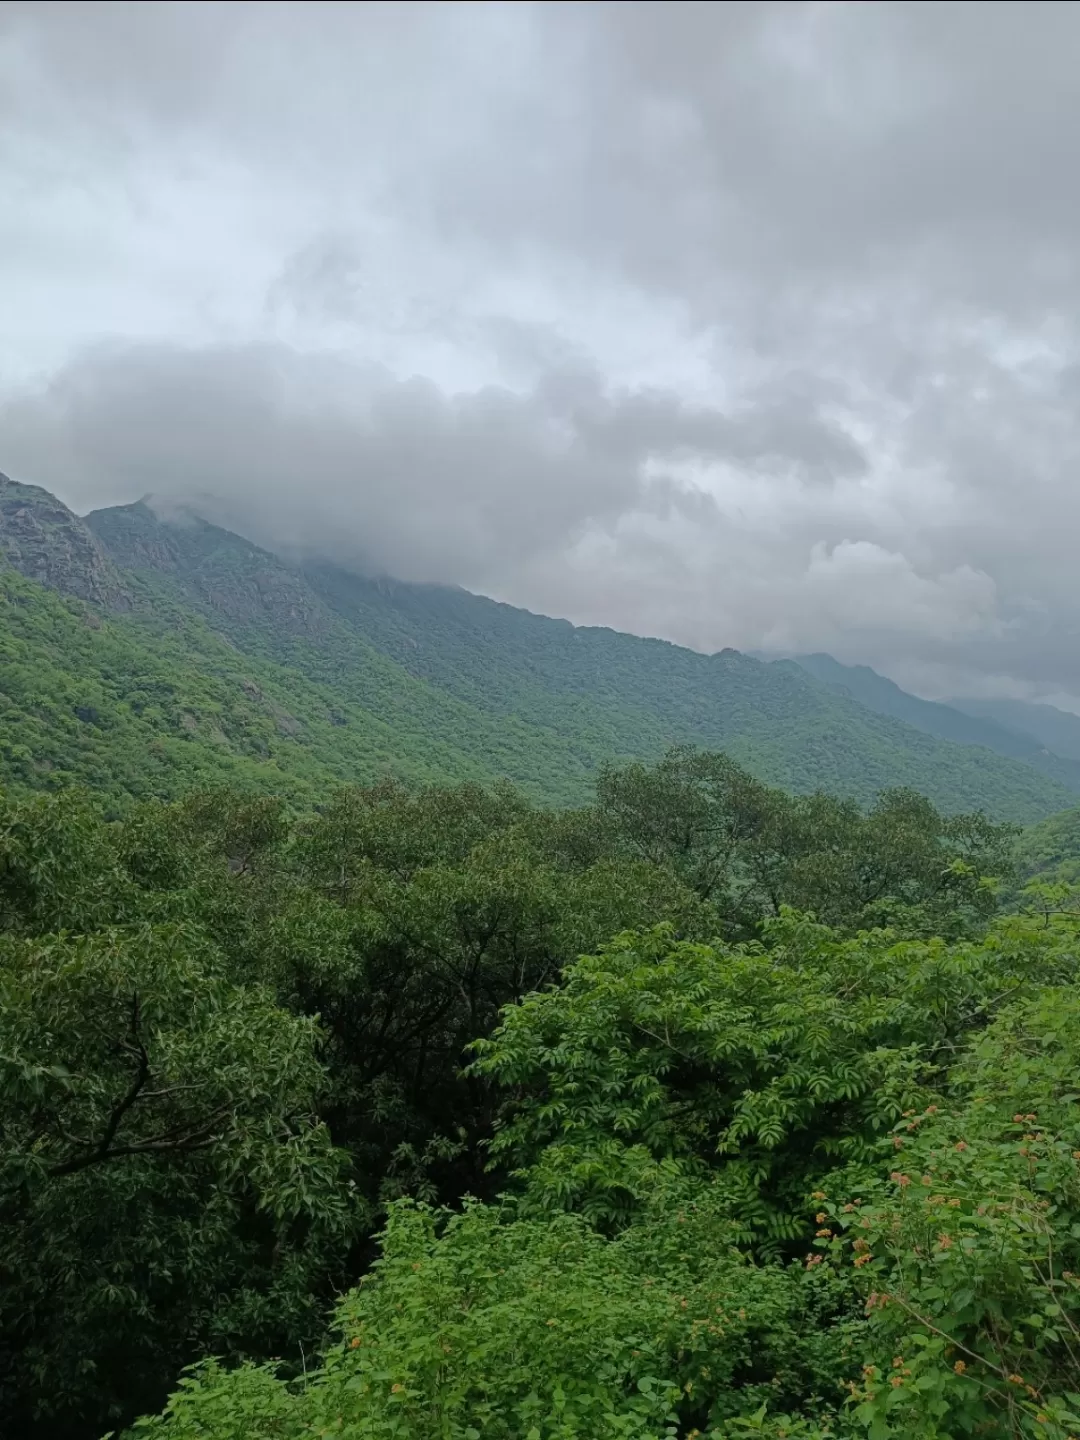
[
  {"x1": 0, "y1": 474, "x2": 129, "y2": 609},
  {"x1": 86, "y1": 499, "x2": 329, "y2": 638}
]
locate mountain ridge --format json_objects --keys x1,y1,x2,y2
[
  {"x1": 948, "y1": 694, "x2": 1080, "y2": 764},
  {"x1": 784, "y1": 650, "x2": 1080, "y2": 794},
  {"x1": 1, "y1": 471, "x2": 1078, "y2": 820}
]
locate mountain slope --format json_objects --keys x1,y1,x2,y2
[
  {"x1": 948, "y1": 695, "x2": 1080, "y2": 764},
  {"x1": 84, "y1": 496, "x2": 1080, "y2": 817},
  {"x1": 0, "y1": 473, "x2": 1076, "y2": 819},
  {"x1": 787, "y1": 651, "x2": 1080, "y2": 793}
]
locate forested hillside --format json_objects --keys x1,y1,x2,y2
[
  {"x1": 950, "y1": 694, "x2": 1080, "y2": 764},
  {"x1": 2, "y1": 472, "x2": 1078, "y2": 820},
  {"x1": 4, "y1": 754, "x2": 1080, "y2": 1440},
  {"x1": 788, "y1": 652, "x2": 1080, "y2": 793}
]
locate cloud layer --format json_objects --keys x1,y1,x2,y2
[{"x1": 4, "y1": 2, "x2": 1080, "y2": 702}]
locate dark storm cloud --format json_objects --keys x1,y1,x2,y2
[{"x1": 6, "y1": 2, "x2": 1080, "y2": 701}]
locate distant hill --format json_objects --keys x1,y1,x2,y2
[
  {"x1": 2, "y1": 470, "x2": 1078, "y2": 820},
  {"x1": 948, "y1": 695, "x2": 1080, "y2": 765},
  {"x1": 786, "y1": 651, "x2": 1080, "y2": 795}
]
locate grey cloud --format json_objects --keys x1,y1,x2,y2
[
  {"x1": 0, "y1": 340, "x2": 859, "y2": 588},
  {"x1": 0, "y1": 1, "x2": 243, "y2": 134},
  {"x1": 0, "y1": 339, "x2": 1020, "y2": 689},
  {"x1": 10, "y1": 1, "x2": 1080, "y2": 314},
  {"x1": 6, "y1": 4, "x2": 1080, "y2": 702},
  {"x1": 569, "y1": 2, "x2": 1080, "y2": 314},
  {"x1": 268, "y1": 236, "x2": 370, "y2": 327}
]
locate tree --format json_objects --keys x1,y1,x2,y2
[
  {"x1": 821, "y1": 982, "x2": 1080, "y2": 1440},
  {"x1": 119, "y1": 1186, "x2": 860, "y2": 1440},
  {"x1": 596, "y1": 748, "x2": 1015, "y2": 938},
  {"x1": 0, "y1": 763, "x2": 1039, "y2": 1440},
  {"x1": 0, "y1": 791, "x2": 355, "y2": 1439},
  {"x1": 472, "y1": 913, "x2": 1078, "y2": 1241},
  {"x1": 270, "y1": 790, "x2": 711, "y2": 1213}
]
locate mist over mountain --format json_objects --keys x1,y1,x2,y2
[
  {"x1": 948, "y1": 695, "x2": 1080, "y2": 766},
  {"x1": 1, "y1": 469, "x2": 1077, "y2": 823}
]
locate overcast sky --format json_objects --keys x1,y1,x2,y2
[{"x1": 5, "y1": 2, "x2": 1080, "y2": 704}]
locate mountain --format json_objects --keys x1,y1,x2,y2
[
  {"x1": 786, "y1": 651, "x2": 1080, "y2": 793},
  {"x1": 948, "y1": 695, "x2": 1080, "y2": 765},
  {"x1": 2, "y1": 471, "x2": 1078, "y2": 820},
  {"x1": 0, "y1": 473, "x2": 128, "y2": 608}
]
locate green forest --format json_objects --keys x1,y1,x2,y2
[
  {"x1": 4, "y1": 472, "x2": 1080, "y2": 821},
  {"x1": 6, "y1": 747, "x2": 1080, "y2": 1440},
  {"x1": 9, "y1": 474, "x2": 1080, "y2": 1440}
]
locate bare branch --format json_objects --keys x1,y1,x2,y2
[{"x1": 46, "y1": 994, "x2": 233, "y2": 1178}]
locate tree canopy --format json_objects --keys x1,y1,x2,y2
[{"x1": 5, "y1": 749, "x2": 1080, "y2": 1440}]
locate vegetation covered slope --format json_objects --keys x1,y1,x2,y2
[
  {"x1": 949, "y1": 693, "x2": 1080, "y2": 763},
  {"x1": 79, "y1": 490, "x2": 1080, "y2": 819},
  {"x1": 0, "y1": 564, "x2": 533, "y2": 805},
  {"x1": 4, "y1": 758, "x2": 1079, "y2": 1440},
  {"x1": 788, "y1": 651, "x2": 1080, "y2": 793},
  {"x1": 2, "y1": 471, "x2": 1077, "y2": 818},
  {"x1": 1013, "y1": 802, "x2": 1080, "y2": 884}
]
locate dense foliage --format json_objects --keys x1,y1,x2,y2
[
  {"x1": 3, "y1": 472, "x2": 1079, "y2": 819},
  {"x1": 6, "y1": 743, "x2": 1080, "y2": 1440},
  {"x1": 1014, "y1": 803, "x2": 1080, "y2": 887},
  {"x1": 125, "y1": 904, "x2": 1080, "y2": 1440},
  {"x1": 0, "y1": 792, "x2": 356, "y2": 1436},
  {"x1": 2, "y1": 758, "x2": 716, "y2": 1435}
]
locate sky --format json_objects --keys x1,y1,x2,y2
[{"x1": 4, "y1": 1, "x2": 1080, "y2": 705}]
